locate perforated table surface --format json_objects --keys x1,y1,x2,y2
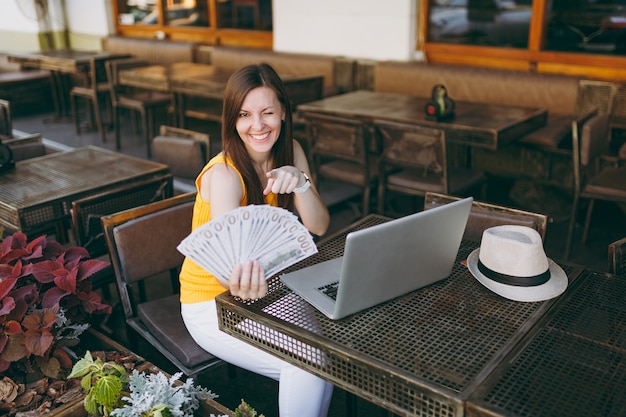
[
  {"x1": 0, "y1": 146, "x2": 169, "y2": 236},
  {"x1": 216, "y1": 215, "x2": 585, "y2": 417},
  {"x1": 466, "y1": 268, "x2": 626, "y2": 417}
]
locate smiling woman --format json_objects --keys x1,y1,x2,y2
[{"x1": 178, "y1": 63, "x2": 333, "y2": 417}]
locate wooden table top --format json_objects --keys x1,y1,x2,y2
[
  {"x1": 298, "y1": 90, "x2": 548, "y2": 150},
  {"x1": 0, "y1": 146, "x2": 169, "y2": 231},
  {"x1": 8, "y1": 50, "x2": 130, "y2": 73},
  {"x1": 118, "y1": 62, "x2": 232, "y2": 95}
]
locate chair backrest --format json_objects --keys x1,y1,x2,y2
[
  {"x1": 9, "y1": 142, "x2": 47, "y2": 161},
  {"x1": 306, "y1": 113, "x2": 372, "y2": 182},
  {"x1": 608, "y1": 237, "x2": 626, "y2": 276},
  {"x1": 105, "y1": 58, "x2": 151, "y2": 103},
  {"x1": 374, "y1": 119, "x2": 449, "y2": 192},
  {"x1": 424, "y1": 192, "x2": 549, "y2": 242},
  {"x1": 72, "y1": 174, "x2": 174, "y2": 258},
  {"x1": 0, "y1": 99, "x2": 12, "y2": 139},
  {"x1": 571, "y1": 110, "x2": 609, "y2": 192},
  {"x1": 101, "y1": 192, "x2": 195, "y2": 318},
  {"x1": 153, "y1": 137, "x2": 207, "y2": 179},
  {"x1": 88, "y1": 55, "x2": 132, "y2": 90},
  {"x1": 159, "y1": 125, "x2": 211, "y2": 160},
  {"x1": 152, "y1": 126, "x2": 210, "y2": 180}
]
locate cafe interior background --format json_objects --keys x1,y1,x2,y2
[
  {"x1": 1, "y1": 2, "x2": 626, "y2": 415},
  {"x1": 1, "y1": 0, "x2": 626, "y2": 266},
  {"x1": 1, "y1": 0, "x2": 625, "y2": 79}
]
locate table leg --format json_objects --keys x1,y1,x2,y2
[{"x1": 44, "y1": 71, "x2": 74, "y2": 123}]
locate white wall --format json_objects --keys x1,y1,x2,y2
[
  {"x1": 64, "y1": 0, "x2": 111, "y2": 36},
  {"x1": 273, "y1": 0, "x2": 417, "y2": 61},
  {"x1": 0, "y1": 1, "x2": 42, "y2": 52},
  {"x1": 1, "y1": 0, "x2": 417, "y2": 60}
]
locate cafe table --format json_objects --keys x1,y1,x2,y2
[
  {"x1": 118, "y1": 62, "x2": 325, "y2": 127},
  {"x1": 215, "y1": 215, "x2": 587, "y2": 417},
  {"x1": 465, "y1": 266, "x2": 626, "y2": 417},
  {"x1": 8, "y1": 49, "x2": 131, "y2": 119},
  {"x1": 0, "y1": 146, "x2": 169, "y2": 242},
  {"x1": 297, "y1": 90, "x2": 548, "y2": 151}
]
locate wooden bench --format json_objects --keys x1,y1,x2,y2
[
  {"x1": 198, "y1": 45, "x2": 355, "y2": 98},
  {"x1": 101, "y1": 36, "x2": 197, "y2": 66}
]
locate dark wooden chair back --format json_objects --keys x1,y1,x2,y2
[
  {"x1": 105, "y1": 58, "x2": 152, "y2": 105},
  {"x1": 0, "y1": 99, "x2": 12, "y2": 139},
  {"x1": 374, "y1": 119, "x2": 486, "y2": 215},
  {"x1": 608, "y1": 237, "x2": 626, "y2": 276},
  {"x1": 424, "y1": 192, "x2": 548, "y2": 243},
  {"x1": 101, "y1": 192, "x2": 223, "y2": 377},
  {"x1": 307, "y1": 112, "x2": 375, "y2": 216},
  {"x1": 71, "y1": 173, "x2": 174, "y2": 258},
  {"x1": 565, "y1": 110, "x2": 626, "y2": 259}
]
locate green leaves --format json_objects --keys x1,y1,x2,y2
[{"x1": 68, "y1": 351, "x2": 129, "y2": 417}]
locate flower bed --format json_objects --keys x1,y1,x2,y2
[{"x1": 0, "y1": 232, "x2": 233, "y2": 416}]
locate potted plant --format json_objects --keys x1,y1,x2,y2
[
  {"x1": 68, "y1": 351, "x2": 262, "y2": 417},
  {"x1": 0, "y1": 230, "x2": 112, "y2": 413}
]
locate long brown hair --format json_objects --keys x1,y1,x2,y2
[{"x1": 222, "y1": 63, "x2": 294, "y2": 211}]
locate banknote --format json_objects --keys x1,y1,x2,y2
[{"x1": 177, "y1": 205, "x2": 317, "y2": 286}]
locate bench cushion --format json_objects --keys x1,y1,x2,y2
[
  {"x1": 374, "y1": 61, "x2": 581, "y2": 116},
  {"x1": 210, "y1": 46, "x2": 346, "y2": 97},
  {"x1": 101, "y1": 36, "x2": 196, "y2": 65}
]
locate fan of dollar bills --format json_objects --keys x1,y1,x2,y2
[{"x1": 177, "y1": 205, "x2": 318, "y2": 286}]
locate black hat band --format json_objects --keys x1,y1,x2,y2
[{"x1": 477, "y1": 260, "x2": 550, "y2": 287}]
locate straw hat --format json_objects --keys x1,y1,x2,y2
[{"x1": 467, "y1": 225, "x2": 567, "y2": 302}]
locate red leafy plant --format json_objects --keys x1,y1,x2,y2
[{"x1": 0, "y1": 231, "x2": 111, "y2": 381}]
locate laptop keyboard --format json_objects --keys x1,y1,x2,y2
[{"x1": 317, "y1": 281, "x2": 339, "y2": 300}]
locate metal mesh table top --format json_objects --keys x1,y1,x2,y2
[
  {"x1": 217, "y1": 215, "x2": 584, "y2": 417},
  {"x1": 466, "y1": 269, "x2": 626, "y2": 417}
]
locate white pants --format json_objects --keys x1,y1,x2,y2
[{"x1": 181, "y1": 300, "x2": 333, "y2": 417}]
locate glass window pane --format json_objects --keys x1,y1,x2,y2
[
  {"x1": 165, "y1": 0, "x2": 209, "y2": 27},
  {"x1": 427, "y1": 0, "x2": 532, "y2": 48},
  {"x1": 545, "y1": 0, "x2": 626, "y2": 55},
  {"x1": 216, "y1": 0, "x2": 272, "y2": 30},
  {"x1": 117, "y1": 0, "x2": 158, "y2": 25}
]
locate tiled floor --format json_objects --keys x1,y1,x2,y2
[{"x1": 11, "y1": 109, "x2": 626, "y2": 416}]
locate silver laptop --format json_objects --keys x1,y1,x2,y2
[{"x1": 280, "y1": 197, "x2": 473, "y2": 319}]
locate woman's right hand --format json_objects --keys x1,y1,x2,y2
[{"x1": 229, "y1": 260, "x2": 268, "y2": 300}]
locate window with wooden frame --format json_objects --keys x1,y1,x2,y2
[
  {"x1": 113, "y1": 0, "x2": 272, "y2": 48},
  {"x1": 419, "y1": 0, "x2": 626, "y2": 82}
]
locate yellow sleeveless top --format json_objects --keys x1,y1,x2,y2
[{"x1": 179, "y1": 154, "x2": 278, "y2": 304}]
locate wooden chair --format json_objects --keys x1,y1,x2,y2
[
  {"x1": 307, "y1": 113, "x2": 377, "y2": 216},
  {"x1": 374, "y1": 120, "x2": 486, "y2": 216},
  {"x1": 70, "y1": 55, "x2": 129, "y2": 143},
  {"x1": 564, "y1": 112, "x2": 626, "y2": 260},
  {"x1": 71, "y1": 174, "x2": 174, "y2": 302},
  {"x1": 424, "y1": 192, "x2": 548, "y2": 243},
  {"x1": 106, "y1": 58, "x2": 172, "y2": 158},
  {"x1": 152, "y1": 126, "x2": 210, "y2": 194},
  {"x1": 0, "y1": 98, "x2": 11, "y2": 139},
  {"x1": 9, "y1": 142, "x2": 47, "y2": 161},
  {"x1": 608, "y1": 237, "x2": 626, "y2": 276},
  {"x1": 101, "y1": 192, "x2": 224, "y2": 377}
]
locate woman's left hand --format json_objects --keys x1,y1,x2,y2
[
  {"x1": 264, "y1": 166, "x2": 304, "y2": 195},
  {"x1": 229, "y1": 260, "x2": 268, "y2": 300}
]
